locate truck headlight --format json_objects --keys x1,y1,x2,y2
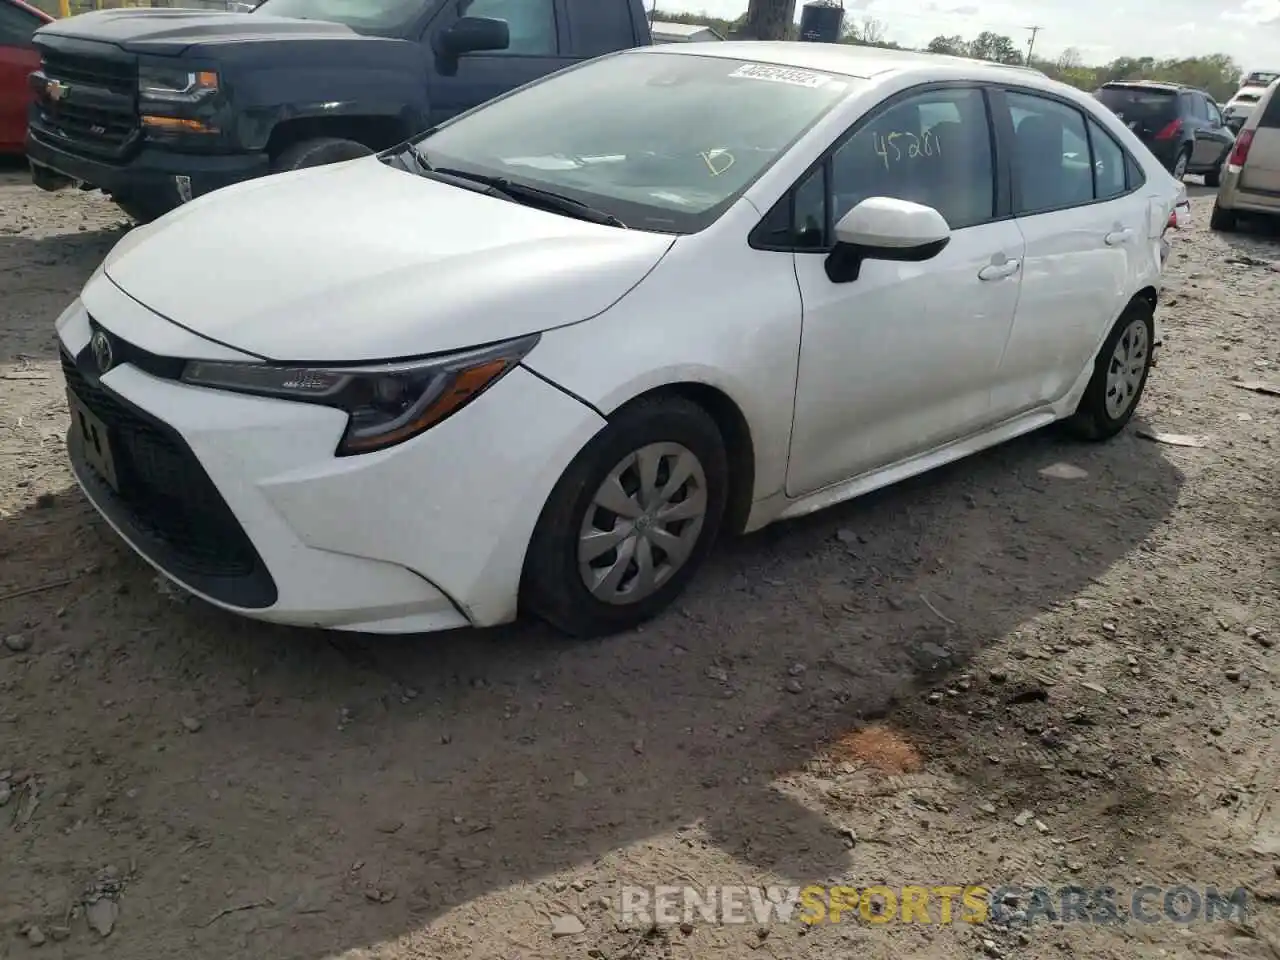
[
  {"x1": 138, "y1": 66, "x2": 220, "y2": 104},
  {"x1": 180, "y1": 335, "x2": 540, "y2": 456}
]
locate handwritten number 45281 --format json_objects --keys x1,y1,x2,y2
[{"x1": 871, "y1": 129, "x2": 941, "y2": 170}]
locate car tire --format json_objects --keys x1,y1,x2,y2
[
  {"x1": 1210, "y1": 199, "x2": 1238, "y2": 232},
  {"x1": 112, "y1": 195, "x2": 167, "y2": 224},
  {"x1": 521, "y1": 395, "x2": 729, "y2": 638},
  {"x1": 1064, "y1": 300, "x2": 1155, "y2": 442},
  {"x1": 1171, "y1": 147, "x2": 1191, "y2": 180},
  {"x1": 270, "y1": 137, "x2": 374, "y2": 173},
  {"x1": 1204, "y1": 164, "x2": 1222, "y2": 188}
]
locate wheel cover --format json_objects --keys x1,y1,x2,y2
[
  {"x1": 577, "y1": 442, "x2": 708, "y2": 606},
  {"x1": 1104, "y1": 318, "x2": 1149, "y2": 420},
  {"x1": 1173, "y1": 152, "x2": 1189, "y2": 177}
]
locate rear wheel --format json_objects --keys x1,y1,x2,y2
[
  {"x1": 1064, "y1": 300, "x2": 1154, "y2": 442},
  {"x1": 1210, "y1": 199, "x2": 1238, "y2": 232},
  {"x1": 1171, "y1": 147, "x2": 1191, "y2": 180},
  {"x1": 521, "y1": 396, "x2": 728, "y2": 638},
  {"x1": 270, "y1": 137, "x2": 374, "y2": 173}
]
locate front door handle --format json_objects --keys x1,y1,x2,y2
[
  {"x1": 978, "y1": 259, "x2": 1020, "y2": 281},
  {"x1": 1105, "y1": 229, "x2": 1133, "y2": 246}
]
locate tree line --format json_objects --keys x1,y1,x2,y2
[{"x1": 653, "y1": 9, "x2": 1247, "y2": 103}]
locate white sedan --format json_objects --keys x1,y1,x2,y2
[{"x1": 57, "y1": 42, "x2": 1184, "y2": 638}]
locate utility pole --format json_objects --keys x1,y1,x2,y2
[{"x1": 1025, "y1": 25, "x2": 1041, "y2": 64}]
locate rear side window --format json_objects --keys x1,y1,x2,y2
[
  {"x1": 564, "y1": 0, "x2": 635, "y2": 57},
  {"x1": 1088, "y1": 118, "x2": 1126, "y2": 200},
  {"x1": 1006, "y1": 92, "x2": 1093, "y2": 214},
  {"x1": 1260, "y1": 88, "x2": 1280, "y2": 128}
]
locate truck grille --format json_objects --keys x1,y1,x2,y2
[
  {"x1": 61, "y1": 345, "x2": 278, "y2": 610},
  {"x1": 33, "y1": 48, "x2": 139, "y2": 159}
]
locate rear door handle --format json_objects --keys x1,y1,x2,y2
[
  {"x1": 978, "y1": 259, "x2": 1020, "y2": 281},
  {"x1": 1105, "y1": 229, "x2": 1133, "y2": 245}
]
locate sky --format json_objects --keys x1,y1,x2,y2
[{"x1": 656, "y1": 0, "x2": 1280, "y2": 68}]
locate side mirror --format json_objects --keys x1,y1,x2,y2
[
  {"x1": 437, "y1": 16, "x2": 510, "y2": 57},
  {"x1": 825, "y1": 197, "x2": 951, "y2": 283}
]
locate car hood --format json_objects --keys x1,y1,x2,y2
[
  {"x1": 101, "y1": 158, "x2": 675, "y2": 363},
  {"x1": 34, "y1": 9, "x2": 366, "y2": 56}
]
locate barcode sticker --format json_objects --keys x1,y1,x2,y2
[{"x1": 729, "y1": 63, "x2": 834, "y2": 88}]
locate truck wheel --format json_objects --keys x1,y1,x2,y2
[
  {"x1": 271, "y1": 137, "x2": 374, "y2": 173},
  {"x1": 113, "y1": 196, "x2": 168, "y2": 224}
]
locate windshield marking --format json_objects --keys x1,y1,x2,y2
[{"x1": 728, "y1": 63, "x2": 837, "y2": 89}]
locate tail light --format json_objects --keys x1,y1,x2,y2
[
  {"x1": 1154, "y1": 119, "x2": 1182, "y2": 140},
  {"x1": 1229, "y1": 129, "x2": 1255, "y2": 167}
]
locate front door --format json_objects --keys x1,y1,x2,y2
[
  {"x1": 423, "y1": 0, "x2": 573, "y2": 125},
  {"x1": 785, "y1": 86, "x2": 1025, "y2": 497},
  {"x1": 990, "y1": 89, "x2": 1145, "y2": 414}
]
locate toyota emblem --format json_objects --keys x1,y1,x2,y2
[{"x1": 90, "y1": 330, "x2": 114, "y2": 374}]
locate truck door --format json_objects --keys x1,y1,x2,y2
[{"x1": 423, "y1": 0, "x2": 573, "y2": 125}]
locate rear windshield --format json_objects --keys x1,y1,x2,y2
[
  {"x1": 1236, "y1": 93, "x2": 1261, "y2": 103},
  {"x1": 1244, "y1": 72, "x2": 1279, "y2": 86},
  {"x1": 1095, "y1": 87, "x2": 1179, "y2": 124}
]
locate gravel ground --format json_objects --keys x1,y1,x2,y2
[{"x1": 0, "y1": 163, "x2": 1277, "y2": 960}]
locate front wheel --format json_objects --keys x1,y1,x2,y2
[
  {"x1": 1204, "y1": 164, "x2": 1222, "y2": 188},
  {"x1": 1064, "y1": 300, "x2": 1155, "y2": 441},
  {"x1": 521, "y1": 396, "x2": 728, "y2": 638},
  {"x1": 270, "y1": 137, "x2": 374, "y2": 173},
  {"x1": 1171, "y1": 148, "x2": 1190, "y2": 180}
]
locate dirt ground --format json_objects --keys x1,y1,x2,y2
[{"x1": 0, "y1": 162, "x2": 1277, "y2": 960}]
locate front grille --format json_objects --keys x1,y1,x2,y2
[
  {"x1": 62, "y1": 346, "x2": 278, "y2": 609},
  {"x1": 42, "y1": 50, "x2": 136, "y2": 98},
  {"x1": 35, "y1": 49, "x2": 139, "y2": 158}
]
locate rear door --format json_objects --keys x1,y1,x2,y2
[
  {"x1": 1241, "y1": 85, "x2": 1280, "y2": 194},
  {"x1": 422, "y1": 0, "x2": 573, "y2": 125},
  {"x1": 991, "y1": 88, "x2": 1147, "y2": 415},
  {"x1": 0, "y1": 0, "x2": 44, "y2": 152}
]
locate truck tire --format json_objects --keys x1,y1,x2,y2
[
  {"x1": 271, "y1": 137, "x2": 374, "y2": 173},
  {"x1": 113, "y1": 195, "x2": 169, "y2": 224}
]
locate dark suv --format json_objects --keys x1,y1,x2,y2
[{"x1": 1094, "y1": 81, "x2": 1235, "y2": 185}]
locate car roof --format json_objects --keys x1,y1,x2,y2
[
  {"x1": 1101, "y1": 81, "x2": 1193, "y2": 94},
  {"x1": 629, "y1": 40, "x2": 1048, "y2": 82}
]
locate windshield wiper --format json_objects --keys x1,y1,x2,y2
[{"x1": 429, "y1": 166, "x2": 626, "y2": 228}]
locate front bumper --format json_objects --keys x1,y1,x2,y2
[
  {"x1": 56, "y1": 293, "x2": 607, "y2": 634},
  {"x1": 26, "y1": 127, "x2": 268, "y2": 214}
]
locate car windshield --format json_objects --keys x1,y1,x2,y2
[
  {"x1": 252, "y1": 0, "x2": 430, "y2": 30},
  {"x1": 407, "y1": 52, "x2": 859, "y2": 234}
]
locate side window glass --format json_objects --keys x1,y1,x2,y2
[
  {"x1": 1005, "y1": 92, "x2": 1093, "y2": 215},
  {"x1": 829, "y1": 87, "x2": 994, "y2": 230},
  {"x1": 792, "y1": 164, "x2": 827, "y2": 248},
  {"x1": 1088, "y1": 118, "x2": 1127, "y2": 200},
  {"x1": 564, "y1": 0, "x2": 634, "y2": 57},
  {"x1": 1205, "y1": 99, "x2": 1224, "y2": 126},
  {"x1": 459, "y1": 0, "x2": 557, "y2": 55},
  {"x1": 1125, "y1": 152, "x2": 1146, "y2": 189}
]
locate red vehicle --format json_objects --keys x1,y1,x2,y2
[{"x1": 0, "y1": 0, "x2": 51, "y2": 154}]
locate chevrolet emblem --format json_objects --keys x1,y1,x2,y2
[{"x1": 46, "y1": 79, "x2": 69, "y2": 102}]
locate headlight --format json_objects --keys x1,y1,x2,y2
[
  {"x1": 180, "y1": 334, "x2": 540, "y2": 456},
  {"x1": 138, "y1": 65, "x2": 220, "y2": 104}
]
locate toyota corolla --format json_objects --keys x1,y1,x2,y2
[{"x1": 56, "y1": 42, "x2": 1183, "y2": 637}]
